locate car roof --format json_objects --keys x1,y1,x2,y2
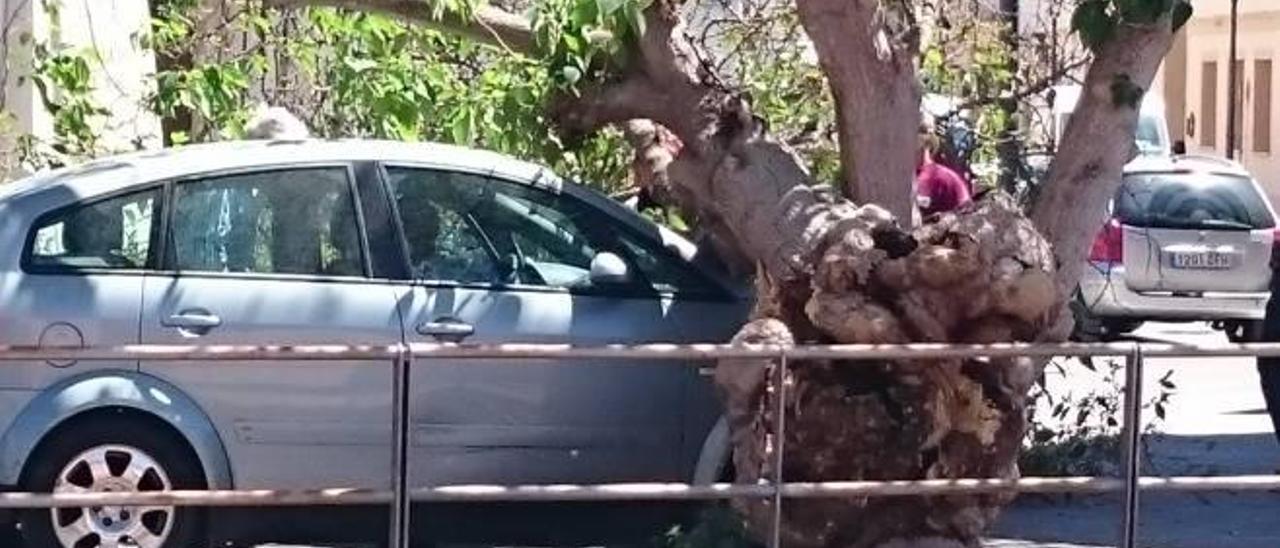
[
  {"x1": 0, "y1": 139, "x2": 551, "y2": 203},
  {"x1": 1124, "y1": 154, "x2": 1252, "y2": 178}
]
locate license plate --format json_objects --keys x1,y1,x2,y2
[{"x1": 1169, "y1": 251, "x2": 1234, "y2": 269}]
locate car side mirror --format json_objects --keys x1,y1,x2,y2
[{"x1": 589, "y1": 251, "x2": 631, "y2": 286}]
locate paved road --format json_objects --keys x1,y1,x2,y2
[{"x1": 990, "y1": 321, "x2": 1280, "y2": 548}]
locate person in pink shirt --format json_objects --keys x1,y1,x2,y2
[{"x1": 915, "y1": 123, "x2": 972, "y2": 217}]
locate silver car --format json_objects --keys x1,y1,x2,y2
[
  {"x1": 1075, "y1": 155, "x2": 1276, "y2": 341},
  {"x1": 0, "y1": 140, "x2": 750, "y2": 548}
]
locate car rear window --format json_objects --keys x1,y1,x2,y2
[{"x1": 1114, "y1": 172, "x2": 1276, "y2": 231}]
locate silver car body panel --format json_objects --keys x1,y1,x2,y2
[
  {"x1": 139, "y1": 275, "x2": 404, "y2": 490},
  {"x1": 396, "y1": 284, "x2": 742, "y2": 486},
  {"x1": 1079, "y1": 262, "x2": 1269, "y2": 320},
  {"x1": 0, "y1": 370, "x2": 233, "y2": 488}
]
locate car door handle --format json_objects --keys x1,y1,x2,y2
[
  {"x1": 162, "y1": 312, "x2": 223, "y2": 329},
  {"x1": 416, "y1": 318, "x2": 475, "y2": 342}
]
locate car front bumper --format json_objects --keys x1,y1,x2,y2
[{"x1": 1079, "y1": 263, "x2": 1269, "y2": 321}]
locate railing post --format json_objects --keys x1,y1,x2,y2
[
  {"x1": 390, "y1": 345, "x2": 412, "y2": 548},
  {"x1": 769, "y1": 350, "x2": 788, "y2": 548},
  {"x1": 1119, "y1": 344, "x2": 1145, "y2": 548}
]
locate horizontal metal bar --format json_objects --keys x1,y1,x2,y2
[
  {"x1": 6, "y1": 341, "x2": 1280, "y2": 362},
  {"x1": 404, "y1": 342, "x2": 1280, "y2": 360},
  {"x1": 0, "y1": 344, "x2": 402, "y2": 361},
  {"x1": 3, "y1": 475, "x2": 1279, "y2": 508},
  {"x1": 0, "y1": 488, "x2": 390, "y2": 508}
]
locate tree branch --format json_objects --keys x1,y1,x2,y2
[
  {"x1": 264, "y1": 0, "x2": 534, "y2": 53},
  {"x1": 796, "y1": 0, "x2": 921, "y2": 222},
  {"x1": 1031, "y1": 18, "x2": 1177, "y2": 299}
]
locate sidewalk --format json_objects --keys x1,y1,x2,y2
[{"x1": 988, "y1": 377, "x2": 1280, "y2": 546}]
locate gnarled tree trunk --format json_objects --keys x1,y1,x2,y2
[{"x1": 273, "y1": 1, "x2": 1180, "y2": 546}]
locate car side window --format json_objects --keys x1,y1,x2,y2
[
  {"x1": 169, "y1": 167, "x2": 365, "y2": 277},
  {"x1": 615, "y1": 233, "x2": 719, "y2": 295},
  {"x1": 388, "y1": 167, "x2": 627, "y2": 290},
  {"x1": 28, "y1": 188, "x2": 159, "y2": 270}
]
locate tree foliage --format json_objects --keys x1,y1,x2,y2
[
  {"x1": 1073, "y1": 0, "x2": 1192, "y2": 53},
  {"x1": 14, "y1": 0, "x2": 636, "y2": 194}
]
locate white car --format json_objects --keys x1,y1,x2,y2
[{"x1": 1075, "y1": 155, "x2": 1276, "y2": 341}]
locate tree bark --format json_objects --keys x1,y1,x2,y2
[
  {"x1": 795, "y1": 0, "x2": 922, "y2": 223},
  {"x1": 1030, "y1": 20, "x2": 1176, "y2": 297}
]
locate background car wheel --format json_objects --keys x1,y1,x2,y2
[
  {"x1": 19, "y1": 412, "x2": 207, "y2": 548},
  {"x1": 1219, "y1": 320, "x2": 1264, "y2": 343}
]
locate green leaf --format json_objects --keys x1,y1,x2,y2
[
  {"x1": 561, "y1": 65, "x2": 583, "y2": 85},
  {"x1": 450, "y1": 108, "x2": 475, "y2": 144},
  {"x1": 1172, "y1": 0, "x2": 1194, "y2": 32},
  {"x1": 626, "y1": 4, "x2": 646, "y2": 40},
  {"x1": 1118, "y1": 0, "x2": 1173, "y2": 24},
  {"x1": 571, "y1": 0, "x2": 599, "y2": 27},
  {"x1": 596, "y1": 0, "x2": 625, "y2": 17},
  {"x1": 343, "y1": 57, "x2": 379, "y2": 73},
  {"x1": 1072, "y1": 0, "x2": 1116, "y2": 52}
]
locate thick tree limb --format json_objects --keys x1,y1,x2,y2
[
  {"x1": 796, "y1": 0, "x2": 922, "y2": 223},
  {"x1": 1031, "y1": 19, "x2": 1176, "y2": 298},
  {"x1": 265, "y1": 0, "x2": 534, "y2": 53},
  {"x1": 259, "y1": 2, "x2": 1079, "y2": 546},
  {"x1": 548, "y1": 5, "x2": 840, "y2": 282}
]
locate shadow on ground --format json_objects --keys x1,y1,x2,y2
[{"x1": 990, "y1": 433, "x2": 1280, "y2": 548}]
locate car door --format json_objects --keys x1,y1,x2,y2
[
  {"x1": 383, "y1": 165, "x2": 743, "y2": 485},
  {"x1": 139, "y1": 165, "x2": 403, "y2": 490}
]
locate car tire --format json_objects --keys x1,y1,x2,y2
[{"x1": 19, "y1": 413, "x2": 207, "y2": 548}]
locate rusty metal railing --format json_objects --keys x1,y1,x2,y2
[{"x1": 2, "y1": 341, "x2": 1280, "y2": 548}]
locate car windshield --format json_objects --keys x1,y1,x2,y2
[{"x1": 1115, "y1": 172, "x2": 1275, "y2": 231}]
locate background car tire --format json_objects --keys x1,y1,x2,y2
[
  {"x1": 18, "y1": 412, "x2": 207, "y2": 548},
  {"x1": 1220, "y1": 319, "x2": 1265, "y2": 343}
]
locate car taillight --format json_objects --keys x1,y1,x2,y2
[{"x1": 1089, "y1": 218, "x2": 1124, "y2": 263}]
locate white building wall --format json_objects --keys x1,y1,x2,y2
[
  {"x1": 1179, "y1": 6, "x2": 1280, "y2": 208},
  {"x1": 1, "y1": 0, "x2": 159, "y2": 178}
]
